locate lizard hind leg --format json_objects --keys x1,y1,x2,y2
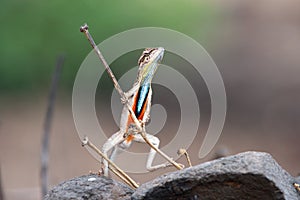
[
  {"x1": 109, "y1": 138, "x2": 133, "y2": 164},
  {"x1": 134, "y1": 133, "x2": 173, "y2": 172},
  {"x1": 101, "y1": 131, "x2": 125, "y2": 176}
]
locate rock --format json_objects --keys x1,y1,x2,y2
[
  {"x1": 44, "y1": 174, "x2": 134, "y2": 200},
  {"x1": 132, "y1": 151, "x2": 299, "y2": 200},
  {"x1": 294, "y1": 176, "x2": 300, "y2": 194},
  {"x1": 45, "y1": 152, "x2": 299, "y2": 199}
]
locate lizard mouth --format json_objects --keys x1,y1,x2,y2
[{"x1": 155, "y1": 47, "x2": 165, "y2": 62}]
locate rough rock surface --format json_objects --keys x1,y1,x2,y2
[
  {"x1": 132, "y1": 151, "x2": 299, "y2": 200},
  {"x1": 44, "y1": 174, "x2": 133, "y2": 200},
  {"x1": 45, "y1": 152, "x2": 300, "y2": 200}
]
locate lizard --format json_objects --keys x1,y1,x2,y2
[{"x1": 101, "y1": 47, "x2": 174, "y2": 176}]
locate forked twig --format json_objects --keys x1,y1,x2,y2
[
  {"x1": 79, "y1": 23, "x2": 183, "y2": 170},
  {"x1": 82, "y1": 137, "x2": 139, "y2": 189},
  {"x1": 177, "y1": 148, "x2": 192, "y2": 167}
]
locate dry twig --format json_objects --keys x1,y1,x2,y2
[
  {"x1": 40, "y1": 55, "x2": 64, "y2": 196},
  {"x1": 177, "y1": 148, "x2": 192, "y2": 167},
  {"x1": 82, "y1": 137, "x2": 139, "y2": 189},
  {"x1": 79, "y1": 23, "x2": 183, "y2": 170}
]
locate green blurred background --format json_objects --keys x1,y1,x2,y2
[
  {"x1": 1, "y1": 0, "x2": 300, "y2": 199},
  {"x1": 0, "y1": 0, "x2": 215, "y2": 93}
]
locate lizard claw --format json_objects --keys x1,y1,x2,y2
[
  {"x1": 160, "y1": 162, "x2": 173, "y2": 168},
  {"x1": 120, "y1": 96, "x2": 128, "y2": 104}
]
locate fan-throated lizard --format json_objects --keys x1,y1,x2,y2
[{"x1": 102, "y1": 47, "x2": 173, "y2": 176}]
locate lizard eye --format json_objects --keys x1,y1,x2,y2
[
  {"x1": 138, "y1": 48, "x2": 156, "y2": 66},
  {"x1": 139, "y1": 56, "x2": 150, "y2": 66}
]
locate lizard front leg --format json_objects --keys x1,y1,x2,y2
[{"x1": 121, "y1": 83, "x2": 139, "y2": 104}]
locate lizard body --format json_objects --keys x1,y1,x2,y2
[{"x1": 102, "y1": 47, "x2": 171, "y2": 176}]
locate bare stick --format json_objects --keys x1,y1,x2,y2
[
  {"x1": 80, "y1": 24, "x2": 136, "y2": 121},
  {"x1": 177, "y1": 148, "x2": 192, "y2": 167},
  {"x1": 89, "y1": 166, "x2": 135, "y2": 188},
  {"x1": 80, "y1": 24, "x2": 124, "y2": 97},
  {"x1": 80, "y1": 23, "x2": 183, "y2": 170},
  {"x1": 108, "y1": 166, "x2": 134, "y2": 188},
  {"x1": 40, "y1": 55, "x2": 65, "y2": 197},
  {"x1": 82, "y1": 137, "x2": 139, "y2": 189}
]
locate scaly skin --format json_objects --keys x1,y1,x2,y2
[{"x1": 102, "y1": 47, "x2": 173, "y2": 176}]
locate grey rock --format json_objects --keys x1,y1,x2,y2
[
  {"x1": 132, "y1": 151, "x2": 299, "y2": 200},
  {"x1": 44, "y1": 152, "x2": 299, "y2": 199},
  {"x1": 44, "y1": 174, "x2": 133, "y2": 200}
]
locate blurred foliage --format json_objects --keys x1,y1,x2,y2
[{"x1": 0, "y1": 0, "x2": 217, "y2": 94}]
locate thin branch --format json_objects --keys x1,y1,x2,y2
[
  {"x1": 177, "y1": 148, "x2": 192, "y2": 167},
  {"x1": 40, "y1": 55, "x2": 65, "y2": 197},
  {"x1": 82, "y1": 137, "x2": 139, "y2": 189},
  {"x1": 80, "y1": 24, "x2": 123, "y2": 97},
  {"x1": 80, "y1": 24, "x2": 183, "y2": 170}
]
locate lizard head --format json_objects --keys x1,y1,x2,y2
[{"x1": 137, "y1": 47, "x2": 164, "y2": 84}]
